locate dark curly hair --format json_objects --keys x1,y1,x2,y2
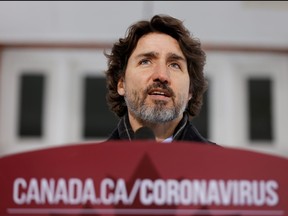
[{"x1": 104, "y1": 14, "x2": 207, "y2": 118}]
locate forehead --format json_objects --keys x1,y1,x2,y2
[{"x1": 131, "y1": 32, "x2": 185, "y2": 58}]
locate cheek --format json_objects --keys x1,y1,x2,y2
[
  {"x1": 125, "y1": 74, "x2": 147, "y2": 91},
  {"x1": 178, "y1": 77, "x2": 191, "y2": 99},
  {"x1": 174, "y1": 85, "x2": 191, "y2": 102}
]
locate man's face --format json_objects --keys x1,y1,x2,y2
[{"x1": 117, "y1": 32, "x2": 192, "y2": 124}]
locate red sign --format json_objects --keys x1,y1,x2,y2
[{"x1": 0, "y1": 141, "x2": 288, "y2": 215}]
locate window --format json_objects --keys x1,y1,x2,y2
[
  {"x1": 18, "y1": 74, "x2": 45, "y2": 138},
  {"x1": 82, "y1": 76, "x2": 118, "y2": 138},
  {"x1": 191, "y1": 87, "x2": 209, "y2": 139},
  {"x1": 248, "y1": 78, "x2": 273, "y2": 142}
]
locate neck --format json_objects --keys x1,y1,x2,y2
[{"x1": 128, "y1": 112, "x2": 183, "y2": 142}]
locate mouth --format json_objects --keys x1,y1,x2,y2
[{"x1": 148, "y1": 88, "x2": 172, "y2": 98}]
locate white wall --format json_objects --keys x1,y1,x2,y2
[
  {"x1": 0, "y1": 1, "x2": 288, "y2": 46},
  {"x1": 153, "y1": 1, "x2": 288, "y2": 47},
  {"x1": 0, "y1": 1, "x2": 148, "y2": 42}
]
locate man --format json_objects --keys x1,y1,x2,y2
[{"x1": 105, "y1": 14, "x2": 215, "y2": 144}]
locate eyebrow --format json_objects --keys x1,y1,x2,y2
[
  {"x1": 167, "y1": 53, "x2": 186, "y2": 62},
  {"x1": 135, "y1": 52, "x2": 159, "y2": 59},
  {"x1": 135, "y1": 52, "x2": 186, "y2": 62}
]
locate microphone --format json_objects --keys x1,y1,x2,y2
[{"x1": 134, "y1": 127, "x2": 155, "y2": 140}]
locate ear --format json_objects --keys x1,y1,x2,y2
[
  {"x1": 188, "y1": 92, "x2": 192, "y2": 101},
  {"x1": 117, "y1": 78, "x2": 125, "y2": 96}
]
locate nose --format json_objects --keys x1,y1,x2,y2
[{"x1": 151, "y1": 64, "x2": 171, "y2": 84}]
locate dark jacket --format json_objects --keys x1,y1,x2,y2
[{"x1": 107, "y1": 112, "x2": 216, "y2": 145}]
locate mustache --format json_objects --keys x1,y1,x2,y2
[{"x1": 144, "y1": 82, "x2": 175, "y2": 98}]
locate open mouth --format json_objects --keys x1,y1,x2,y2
[{"x1": 148, "y1": 88, "x2": 172, "y2": 98}]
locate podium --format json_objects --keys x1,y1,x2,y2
[{"x1": 1, "y1": 140, "x2": 288, "y2": 215}]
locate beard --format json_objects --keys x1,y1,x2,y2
[{"x1": 124, "y1": 83, "x2": 187, "y2": 124}]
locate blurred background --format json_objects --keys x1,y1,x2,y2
[{"x1": 0, "y1": 1, "x2": 288, "y2": 158}]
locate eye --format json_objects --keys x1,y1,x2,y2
[
  {"x1": 139, "y1": 59, "x2": 151, "y2": 65},
  {"x1": 170, "y1": 62, "x2": 181, "y2": 70}
]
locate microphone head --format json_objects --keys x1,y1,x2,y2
[{"x1": 134, "y1": 127, "x2": 155, "y2": 140}]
